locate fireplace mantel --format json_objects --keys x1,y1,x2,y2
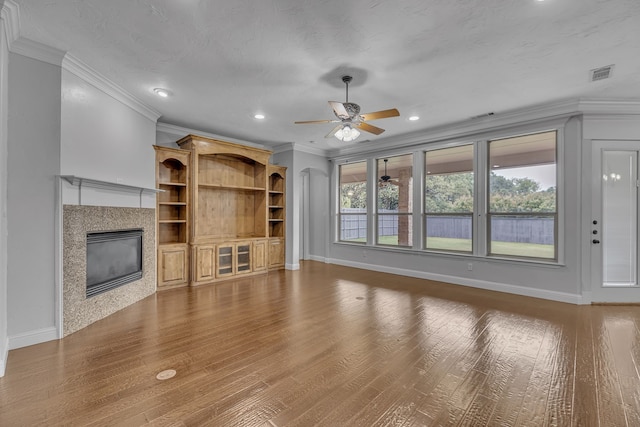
[
  {"x1": 60, "y1": 175, "x2": 161, "y2": 195},
  {"x1": 60, "y1": 175, "x2": 162, "y2": 206}
]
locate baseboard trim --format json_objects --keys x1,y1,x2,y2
[
  {"x1": 308, "y1": 255, "x2": 327, "y2": 263},
  {"x1": 286, "y1": 263, "x2": 300, "y2": 271},
  {"x1": 0, "y1": 336, "x2": 8, "y2": 377},
  {"x1": 8, "y1": 327, "x2": 58, "y2": 350},
  {"x1": 327, "y1": 258, "x2": 584, "y2": 305}
]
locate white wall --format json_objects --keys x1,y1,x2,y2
[
  {"x1": 309, "y1": 169, "x2": 330, "y2": 259},
  {"x1": 7, "y1": 52, "x2": 61, "y2": 345},
  {"x1": 272, "y1": 147, "x2": 330, "y2": 267},
  {"x1": 61, "y1": 69, "x2": 157, "y2": 209},
  {"x1": 327, "y1": 117, "x2": 585, "y2": 304},
  {"x1": 0, "y1": 2, "x2": 10, "y2": 376},
  {"x1": 3, "y1": 48, "x2": 158, "y2": 354}
]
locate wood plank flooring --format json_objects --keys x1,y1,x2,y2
[{"x1": 1, "y1": 261, "x2": 640, "y2": 426}]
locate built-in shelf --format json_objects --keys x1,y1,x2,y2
[
  {"x1": 159, "y1": 220, "x2": 187, "y2": 224},
  {"x1": 198, "y1": 183, "x2": 265, "y2": 191},
  {"x1": 159, "y1": 181, "x2": 187, "y2": 187},
  {"x1": 159, "y1": 202, "x2": 187, "y2": 206}
]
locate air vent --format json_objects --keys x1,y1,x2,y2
[
  {"x1": 590, "y1": 65, "x2": 614, "y2": 82},
  {"x1": 471, "y1": 112, "x2": 495, "y2": 119}
]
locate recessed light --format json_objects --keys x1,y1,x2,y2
[
  {"x1": 153, "y1": 88, "x2": 170, "y2": 98},
  {"x1": 409, "y1": 116, "x2": 420, "y2": 121},
  {"x1": 254, "y1": 114, "x2": 265, "y2": 120},
  {"x1": 493, "y1": 165, "x2": 500, "y2": 168}
]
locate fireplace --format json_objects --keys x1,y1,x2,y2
[
  {"x1": 63, "y1": 205, "x2": 155, "y2": 337},
  {"x1": 86, "y1": 229, "x2": 143, "y2": 298}
]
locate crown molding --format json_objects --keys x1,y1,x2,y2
[
  {"x1": 293, "y1": 143, "x2": 329, "y2": 157},
  {"x1": 11, "y1": 37, "x2": 65, "y2": 66},
  {"x1": 577, "y1": 98, "x2": 640, "y2": 115},
  {"x1": 63, "y1": 55, "x2": 161, "y2": 122},
  {"x1": 271, "y1": 141, "x2": 328, "y2": 157},
  {"x1": 328, "y1": 98, "x2": 640, "y2": 159},
  {"x1": 270, "y1": 142, "x2": 294, "y2": 154},
  {"x1": 156, "y1": 122, "x2": 265, "y2": 149},
  {"x1": 1, "y1": 0, "x2": 20, "y2": 50}
]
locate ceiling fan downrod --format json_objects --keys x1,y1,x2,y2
[{"x1": 342, "y1": 75, "x2": 352, "y2": 103}]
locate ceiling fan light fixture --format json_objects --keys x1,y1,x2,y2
[
  {"x1": 153, "y1": 88, "x2": 170, "y2": 98},
  {"x1": 335, "y1": 124, "x2": 360, "y2": 142}
]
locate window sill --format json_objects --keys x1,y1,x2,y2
[{"x1": 333, "y1": 241, "x2": 565, "y2": 268}]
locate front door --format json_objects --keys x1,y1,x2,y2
[{"x1": 591, "y1": 140, "x2": 640, "y2": 302}]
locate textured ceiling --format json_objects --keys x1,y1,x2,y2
[{"x1": 12, "y1": 0, "x2": 640, "y2": 150}]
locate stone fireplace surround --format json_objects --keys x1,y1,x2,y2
[{"x1": 63, "y1": 205, "x2": 155, "y2": 336}]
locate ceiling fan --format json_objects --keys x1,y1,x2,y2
[
  {"x1": 379, "y1": 159, "x2": 398, "y2": 186},
  {"x1": 295, "y1": 75, "x2": 400, "y2": 142}
]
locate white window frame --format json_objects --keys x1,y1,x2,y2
[{"x1": 333, "y1": 118, "x2": 566, "y2": 265}]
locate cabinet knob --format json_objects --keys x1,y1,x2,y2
[{"x1": 592, "y1": 239, "x2": 600, "y2": 244}]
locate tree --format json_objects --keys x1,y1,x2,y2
[
  {"x1": 340, "y1": 182, "x2": 366, "y2": 209},
  {"x1": 424, "y1": 171, "x2": 555, "y2": 213},
  {"x1": 425, "y1": 172, "x2": 474, "y2": 213}
]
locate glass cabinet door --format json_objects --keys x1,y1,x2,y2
[
  {"x1": 236, "y1": 243, "x2": 251, "y2": 273},
  {"x1": 217, "y1": 245, "x2": 234, "y2": 277}
]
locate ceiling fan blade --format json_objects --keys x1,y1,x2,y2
[
  {"x1": 355, "y1": 122, "x2": 385, "y2": 135},
  {"x1": 324, "y1": 124, "x2": 343, "y2": 139},
  {"x1": 294, "y1": 119, "x2": 338, "y2": 124},
  {"x1": 359, "y1": 108, "x2": 400, "y2": 121},
  {"x1": 329, "y1": 101, "x2": 350, "y2": 120}
]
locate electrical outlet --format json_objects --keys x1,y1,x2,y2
[{"x1": 467, "y1": 263, "x2": 473, "y2": 271}]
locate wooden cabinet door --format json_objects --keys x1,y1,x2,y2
[
  {"x1": 158, "y1": 244, "x2": 188, "y2": 288},
  {"x1": 268, "y1": 238, "x2": 285, "y2": 269},
  {"x1": 194, "y1": 245, "x2": 216, "y2": 283},
  {"x1": 253, "y1": 239, "x2": 267, "y2": 272}
]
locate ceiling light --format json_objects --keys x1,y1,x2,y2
[
  {"x1": 409, "y1": 116, "x2": 420, "y2": 121},
  {"x1": 153, "y1": 88, "x2": 170, "y2": 98},
  {"x1": 254, "y1": 114, "x2": 265, "y2": 119},
  {"x1": 335, "y1": 124, "x2": 360, "y2": 142}
]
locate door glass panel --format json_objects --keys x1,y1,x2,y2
[
  {"x1": 602, "y1": 151, "x2": 637, "y2": 287},
  {"x1": 218, "y1": 246, "x2": 233, "y2": 275},
  {"x1": 237, "y1": 244, "x2": 251, "y2": 272}
]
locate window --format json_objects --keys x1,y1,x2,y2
[
  {"x1": 488, "y1": 131, "x2": 557, "y2": 259},
  {"x1": 377, "y1": 154, "x2": 413, "y2": 246},
  {"x1": 425, "y1": 145, "x2": 474, "y2": 252},
  {"x1": 335, "y1": 127, "x2": 561, "y2": 264},
  {"x1": 339, "y1": 161, "x2": 367, "y2": 243}
]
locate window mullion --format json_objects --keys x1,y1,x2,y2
[
  {"x1": 413, "y1": 149, "x2": 424, "y2": 250},
  {"x1": 475, "y1": 140, "x2": 488, "y2": 256},
  {"x1": 367, "y1": 157, "x2": 376, "y2": 246}
]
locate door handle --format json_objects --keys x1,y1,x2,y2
[{"x1": 592, "y1": 239, "x2": 600, "y2": 244}]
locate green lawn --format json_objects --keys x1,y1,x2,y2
[
  {"x1": 343, "y1": 236, "x2": 402, "y2": 245},
  {"x1": 342, "y1": 236, "x2": 554, "y2": 259},
  {"x1": 428, "y1": 237, "x2": 554, "y2": 258}
]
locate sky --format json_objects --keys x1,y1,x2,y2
[{"x1": 493, "y1": 164, "x2": 556, "y2": 190}]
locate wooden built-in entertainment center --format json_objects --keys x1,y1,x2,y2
[{"x1": 154, "y1": 135, "x2": 286, "y2": 289}]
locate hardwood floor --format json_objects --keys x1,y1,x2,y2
[{"x1": 1, "y1": 261, "x2": 640, "y2": 426}]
